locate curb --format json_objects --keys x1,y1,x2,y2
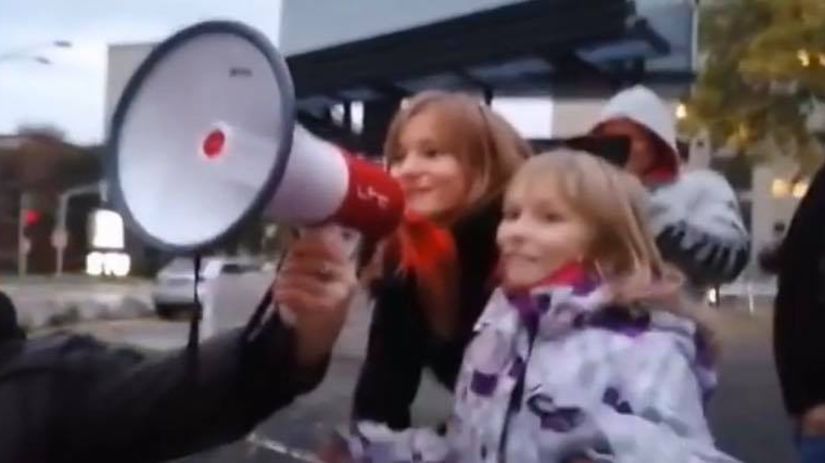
[{"x1": 17, "y1": 297, "x2": 155, "y2": 331}]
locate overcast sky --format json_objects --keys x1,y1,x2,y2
[{"x1": 0, "y1": 0, "x2": 283, "y2": 145}]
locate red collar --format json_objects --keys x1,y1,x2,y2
[
  {"x1": 539, "y1": 262, "x2": 588, "y2": 287},
  {"x1": 505, "y1": 262, "x2": 589, "y2": 296},
  {"x1": 642, "y1": 164, "x2": 678, "y2": 184}
]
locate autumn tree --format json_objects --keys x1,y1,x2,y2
[{"x1": 683, "y1": 0, "x2": 825, "y2": 173}]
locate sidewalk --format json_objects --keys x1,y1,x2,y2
[{"x1": 2, "y1": 274, "x2": 154, "y2": 330}]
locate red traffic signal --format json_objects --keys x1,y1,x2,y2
[{"x1": 23, "y1": 210, "x2": 42, "y2": 227}]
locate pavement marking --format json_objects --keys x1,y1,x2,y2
[{"x1": 245, "y1": 432, "x2": 323, "y2": 463}]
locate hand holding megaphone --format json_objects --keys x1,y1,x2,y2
[
  {"x1": 106, "y1": 20, "x2": 406, "y2": 356},
  {"x1": 273, "y1": 225, "x2": 359, "y2": 368},
  {"x1": 108, "y1": 20, "x2": 405, "y2": 253}
]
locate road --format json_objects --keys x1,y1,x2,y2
[{"x1": 63, "y1": 298, "x2": 795, "y2": 463}]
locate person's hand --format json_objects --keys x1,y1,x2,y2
[
  {"x1": 609, "y1": 265, "x2": 684, "y2": 309},
  {"x1": 802, "y1": 404, "x2": 825, "y2": 436},
  {"x1": 273, "y1": 225, "x2": 359, "y2": 368},
  {"x1": 317, "y1": 433, "x2": 353, "y2": 463}
]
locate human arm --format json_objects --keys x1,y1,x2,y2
[
  {"x1": 60, "y1": 227, "x2": 356, "y2": 461},
  {"x1": 352, "y1": 279, "x2": 425, "y2": 430},
  {"x1": 649, "y1": 170, "x2": 750, "y2": 286},
  {"x1": 49, "y1": 315, "x2": 326, "y2": 462}
]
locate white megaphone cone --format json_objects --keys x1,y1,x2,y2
[
  {"x1": 107, "y1": 21, "x2": 406, "y2": 341},
  {"x1": 107, "y1": 20, "x2": 405, "y2": 254}
]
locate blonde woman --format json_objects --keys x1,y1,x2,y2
[{"x1": 278, "y1": 91, "x2": 531, "y2": 435}]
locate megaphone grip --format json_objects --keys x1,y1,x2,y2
[{"x1": 331, "y1": 155, "x2": 405, "y2": 240}]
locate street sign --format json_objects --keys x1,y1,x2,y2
[{"x1": 52, "y1": 229, "x2": 68, "y2": 249}]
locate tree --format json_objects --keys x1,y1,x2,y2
[{"x1": 682, "y1": 0, "x2": 825, "y2": 174}]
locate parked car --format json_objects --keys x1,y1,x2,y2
[{"x1": 152, "y1": 256, "x2": 269, "y2": 318}]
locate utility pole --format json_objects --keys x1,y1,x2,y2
[
  {"x1": 17, "y1": 192, "x2": 28, "y2": 277},
  {"x1": 54, "y1": 182, "x2": 104, "y2": 276}
]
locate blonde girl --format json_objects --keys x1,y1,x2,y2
[{"x1": 345, "y1": 150, "x2": 736, "y2": 463}]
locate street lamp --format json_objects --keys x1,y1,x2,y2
[
  {"x1": 0, "y1": 40, "x2": 71, "y2": 64},
  {"x1": 0, "y1": 54, "x2": 52, "y2": 66},
  {"x1": 675, "y1": 102, "x2": 688, "y2": 120},
  {"x1": 798, "y1": 49, "x2": 811, "y2": 67},
  {"x1": 13, "y1": 55, "x2": 50, "y2": 65}
]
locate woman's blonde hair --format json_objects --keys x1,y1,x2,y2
[
  {"x1": 507, "y1": 149, "x2": 682, "y2": 305},
  {"x1": 384, "y1": 91, "x2": 531, "y2": 218}
]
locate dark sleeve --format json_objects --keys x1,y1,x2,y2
[
  {"x1": 352, "y1": 284, "x2": 424, "y2": 430},
  {"x1": 775, "y1": 167, "x2": 825, "y2": 416},
  {"x1": 650, "y1": 170, "x2": 750, "y2": 286},
  {"x1": 0, "y1": 290, "x2": 24, "y2": 340},
  {"x1": 61, "y1": 315, "x2": 327, "y2": 462}
]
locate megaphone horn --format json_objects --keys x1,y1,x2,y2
[{"x1": 107, "y1": 21, "x2": 405, "y2": 254}]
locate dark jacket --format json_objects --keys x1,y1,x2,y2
[
  {"x1": 353, "y1": 199, "x2": 501, "y2": 429},
  {"x1": 0, "y1": 293, "x2": 326, "y2": 463},
  {"x1": 775, "y1": 165, "x2": 825, "y2": 416}
]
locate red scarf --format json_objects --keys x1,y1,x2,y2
[{"x1": 385, "y1": 211, "x2": 459, "y2": 337}]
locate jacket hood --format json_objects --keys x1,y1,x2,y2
[{"x1": 592, "y1": 85, "x2": 681, "y2": 181}]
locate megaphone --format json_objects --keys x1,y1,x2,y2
[{"x1": 107, "y1": 21, "x2": 405, "y2": 254}]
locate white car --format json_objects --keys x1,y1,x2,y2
[{"x1": 152, "y1": 257, "x2": 268, "y2": 318}]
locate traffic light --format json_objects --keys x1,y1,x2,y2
[
  {"x1": 22, "y1": 209, "x2": 43, "y2": 240},
  {"x1": 23, "y1": 209, "x2": 41, "y2": 228}
]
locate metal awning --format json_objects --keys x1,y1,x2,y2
[
  {"x1": 283, "y1": 0, "x2": 695, "y2": 153},
  {"x1": 286, "y1": 0, "x2": 695, "y2": 119}
]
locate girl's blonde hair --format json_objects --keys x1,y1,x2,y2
[
  {"x1": 507, "y1": 150, "x2": 721, "y2": 359},
  {"x1": 507, "y1": 149, "x2": 686, "y2": 307}
]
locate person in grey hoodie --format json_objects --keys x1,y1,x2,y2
[{"x1": 591, "y1": 85, "x2": 750, "y2": 296}]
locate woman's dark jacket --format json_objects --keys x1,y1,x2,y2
[{"x1": 353, "y1": 199, "x2": 501, "y2": 429}]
